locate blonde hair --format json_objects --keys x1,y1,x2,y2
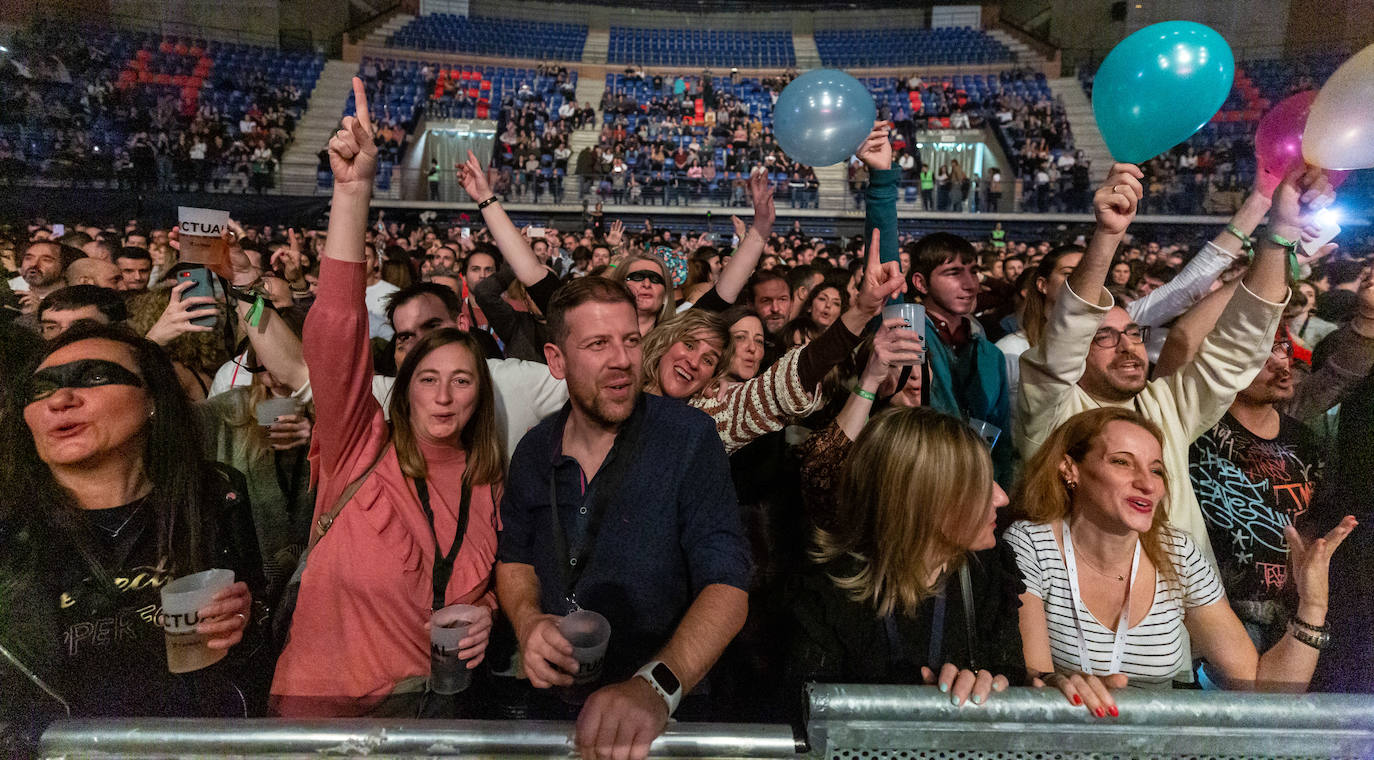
[
  {"x1": 639, "y1": 309, "x2": 729, "y2": 397},
  {"x1": 813, "y1": 407, "x2": 995, "y2": 618},
  {"x1": 611, "y1": 252, "x2": 676, "y2": 327},
  {"x1": 1011, "y1": 407, "x2": 1180, "y2": 592}
]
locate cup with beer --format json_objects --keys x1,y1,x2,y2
[
  {"x1": 177, "y1": 206, "x2": 232, "y2": 277},
  {"x1": 159, "y1": 568, "x2": 235, "y2": 673}
]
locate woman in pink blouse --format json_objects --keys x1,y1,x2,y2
[{"x1": 271, "y1": 78, "x2": 505, "y2": 717}]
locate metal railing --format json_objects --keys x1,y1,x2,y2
[
  {"x1": 14, "y1": 686, "x2": 1374, "y2": 759},
  {"x1": 34, "y1": 719, "x2": 799, "y2": 759},
  {"x1": 807, "y1": 685, "x2": 1374, "y2": 760}
]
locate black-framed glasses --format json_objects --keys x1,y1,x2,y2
[
  {"x1": 1271, "y1": 340, "x2": 1293, "y2": 359},
  {"x1": 625, "y1": 270, "x2": 665, "y2": 286},
  {"x1": 1092, "y1": 325, "x2": 1149, "y2": 349}
]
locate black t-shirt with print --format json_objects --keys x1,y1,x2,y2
[
  {"x1": 1189, "y1": 412, "x2": 1324, "y2": 613},
  {"x1": 0, "y1": 467, "x2": 268, "y2": 720}
]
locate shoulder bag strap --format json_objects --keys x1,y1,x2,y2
[{"x1": 307, "y1": 439, "x2": 392, "y2": 551}]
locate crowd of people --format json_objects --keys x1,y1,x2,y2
[
  {"x1": 3, "y1": 75, "x2": 1374, "y2": 760},
  {"x1": 0, "y1": 21, "x2": 305, "y2": 193}
]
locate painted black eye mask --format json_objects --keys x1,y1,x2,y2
[{"x1": 28, "y1": 359, "x2": 145, "y2": 404}]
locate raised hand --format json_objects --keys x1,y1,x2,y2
[
  {"x1": 328, "y1": 77, "x2": 378, "y2": 188},
  {"x1": 856, "y1": 120, "x2": 894, "y2": 171},
  {"x1": 145, "y1": 280, "x2": 217, "y2": 345},
  {"x1": 731, "y1": 214, "x2": 747, "y2": 242},
  {"x1": 748, "y1": 167, "x2": 776, "y2": 232},
  {"x1": 1271, "y1": 165, "x2": 1335, "y2": 234},
  {"x1": 1287, "y1": 515, "x2": 1357, "y2": 613},
  {"x1": 862, "y1": 317, "x2": 925, "y2": 385},
  {"x1": 854, "y1": 229, "x2": 905, "y2": 317},
  {"x1": 455, "y1": 149, "x2": 494, "y2": 203},
  {"x1": 1093, "y1": 163, "x2": 1144, "y2": 236},
  {"x1": 606, "y1": 218, "x2": 625, "y2": 248}
]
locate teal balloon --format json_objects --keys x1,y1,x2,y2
[
  {"x1": 774, "y1": 69, "x2": 877, "y2": 167},
  {"x1": 1092, "y1": 21, "x2": 1234, "y2": 164}
]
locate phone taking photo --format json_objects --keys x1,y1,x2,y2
[{"x1": 177, "y1": 267, "x2": 218, "y2": 329}]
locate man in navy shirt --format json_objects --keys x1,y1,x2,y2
[{"x1": 496, "y1": 277, "x2": 750, "y2": 760}]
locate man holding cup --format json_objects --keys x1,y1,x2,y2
[{"x1": 496, "y1": 277, "x2": 751, "y2": 760}]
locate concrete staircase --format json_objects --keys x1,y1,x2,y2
[
  {"x1": 582, "y1": 26, "x2": 609, "y2": 65},
  {"x1": 560, "y1": 67, "x2": 608, "y2": 199},
  {"x1": 792, "y1": 32, "x2": 821, "y2": 70},
  {"x1": 987, "y1": 28, "x2": 1041, "y2": 68},
  {"x1": 361, "y1": 13, "x2": 415, "y2": 48},
  {"x1": 814, "y1": 162, "x2": 851, "y2": 210},
  {"x1": 279, "y1": 60, "x2": 360, "y2": 195},
  {"x1": 1048, "y1": 77, "x2": 1112, "y2": 182}
]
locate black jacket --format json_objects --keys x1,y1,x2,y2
[{"x1": 0, "y1": 464, "x2": 269, "y2": 726}]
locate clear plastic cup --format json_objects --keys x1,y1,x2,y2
[
  {"x1": 557, "y1": 610, "x2": 611, "y2": 704},
  {"x1": 881, "y1": 303, "x2": 927, "y2": 366},
  {"x1": 255, "y1": 397, "x2": 301, "y2": 427},
  {"x1": 430, "y1": 604, "x2": 483, "y2": 695},
  {"x1": 159, "y1": 568, "x2": 235, "y2": 673}
]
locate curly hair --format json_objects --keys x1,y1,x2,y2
[{"x1": 639, "y1": 309, "x2": 729, "y2": 398}]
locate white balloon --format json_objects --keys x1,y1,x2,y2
[{"x1": 1303, "y1": 43, "x2": 1374, "y2": 170}]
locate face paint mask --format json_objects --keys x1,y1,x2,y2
[{"x1": 28, "y1": 359, "x2": 145, "y2": 404}]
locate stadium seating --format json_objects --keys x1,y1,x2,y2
[
  {"x1": 387, "y1": 15, "x2": 587, "y2": 61},
  {"x1": 815, "y1": 27, "x2": 1012, "y2": 68},
  {"x1": 0, "y1": 21, "x2": 323, "y2": 190},
  {"x1": 607, "y1": 27, "x2": 795, "y2": 68}
]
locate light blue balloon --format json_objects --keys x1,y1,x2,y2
[
  {"x1": 774, "y1": 69, "x2": 878, "y2": 167},
  {"x1": 1092, "y1": 21, "x2": 1234, "y2": 164}
]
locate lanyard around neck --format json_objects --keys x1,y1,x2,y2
[
  {"x1": 1061, "y1": 519, "x2": 1140, "y2": 675},
  {"x1": 413, "y1": 477, "x2": 472, "y2": 612}
]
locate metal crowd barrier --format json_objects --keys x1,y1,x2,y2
[
  {"x1": 807, "y1": 685, "x2": 1374, "y2": 760},
  {"x1": 20, "y1": 686, "x2": 1374, "y2": 759}
]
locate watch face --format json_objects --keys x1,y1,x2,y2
[{"x1": 651, "y1": 662, "x2": 680, "y2": 694}]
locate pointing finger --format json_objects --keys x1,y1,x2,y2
[{"x1": 352, "y1": 76, "x2": 372, "y2": 134}]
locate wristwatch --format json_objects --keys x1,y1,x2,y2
[{"x1": 635, "y1": 661, "x2": 683, "y2": 715}]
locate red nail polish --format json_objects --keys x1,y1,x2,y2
[
  {"x1": 1072, "y1": 695, "x2": 1082, "y2": 705},
  {"x1": 1094, "y1": 707, "x2": 1105, "y2": 718},
  {"x1": 1109, "y1": 706, "x2": 1119, "y2": 717}
]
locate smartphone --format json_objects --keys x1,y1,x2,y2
[
  {"x1": 529, "y1": 226, "x2": 546, "y2": 239},
  {"x1": 1302, "y1": 218, "x2": 1340, "y2": 258},
  {"x1": 461, "y1": 226, "x2": 471, "y2": 239},
  {"x1": 51, "y1": 223, "x2": 65, "y2": 237},
  {"x1": 177, "y1": 267, "x2": 218, "y2": 328}
]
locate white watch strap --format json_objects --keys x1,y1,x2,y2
[{"x1": 635, "y1": 661, "x2": 682, "y2": 715}]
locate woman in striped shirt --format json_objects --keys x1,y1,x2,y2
[{"x1": 1007, "y1": 408, "x2": 1355, "y2": 718}]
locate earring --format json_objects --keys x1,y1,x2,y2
[{"x1": 1066, "y1": 479, "x2": 1077, "y2": 490}]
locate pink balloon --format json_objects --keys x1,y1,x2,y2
[{"x1": 1255, "y1": 90, "x2": 1349, "y2": 194}]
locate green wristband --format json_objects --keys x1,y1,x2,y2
[
  {"x1": 1266, "y1": 232, "x2": 1302, "y2": 282},
  {"x1": 1225, "y1": 223, "x2": 1254, "y2": 258},
  {"x1": 852, "y1": 387, "x2": 877, "y2": 401}
]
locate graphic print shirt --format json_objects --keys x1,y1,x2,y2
[{"x1": 1189, "y1": 412, "x2": 1323, "y2": 618}]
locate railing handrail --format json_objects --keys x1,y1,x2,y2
[
  {"x1": 347, "y1": 2, "x2": 406, "y2": 45},
  {"x1": 36, "y1": 719, "x2": 801, "y2": 758}
]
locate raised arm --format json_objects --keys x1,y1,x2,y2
[
  {"x1": 456, "y1": 150, "x2": 546, "y2": 287},
  {"x1": 1066, "y1": 163, "x2": 1143, "y2": 303},
  {"x1": 712, "y1": 170, "x2": 775, "y2": 304},
  {"x1": 322, "y1": 77, "x2": 375, "y2": 265},
  {"x1": 856, "y1": 121, "x2": 899, "y2": 272},
  {"x1": 1243, "y1": 166, "x2": 1332, "y2": 303}
]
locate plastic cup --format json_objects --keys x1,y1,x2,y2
[
  {"x1": 177, "y1": 206, "x2": 230, "y2": 269},
  {"x1": 430, "y1": 604, "x2": 482, "y2": 695},
  {"x1": 255, "y1": 397, "x2": 301, "y2": 427},
  {"x1": 557, "y1": 610, "x2": 611, "y2": 704},
  {"x1": 159, "y1": 568, "x2": 234, "y2": 673},
  {"x1": 881, "y1": 303, "x2": 927, "y2": 366}
]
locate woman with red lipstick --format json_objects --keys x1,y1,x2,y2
[
  {"x1": 1007, "y1": 408, "x2": 1356, "y2": 718},
  {"x1": 270, "y1": 78, "x2": 505, "y2": 717}
]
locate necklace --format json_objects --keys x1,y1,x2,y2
[
  {"x1": 92, "y1": 504, "x2": 143, "y2": 539},
  {"x1": 1075, "y1": 550, "x2": 1128, "y2": 582}
]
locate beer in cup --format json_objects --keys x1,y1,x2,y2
[
  {"x1": 159, "y1": 568, "x2": 235, "y2": 673},
  {"x1": 177, "y1": 206, "x2": 231, "y2": 272}
]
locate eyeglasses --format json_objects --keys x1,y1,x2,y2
[
  {"x1": 624, "y1": 270, "x2": 666, "y2": 286},
  {"x1": 1091, "y1": 325, "x2": 1149, "y2": 349},
  {"x1": 1271, "y1": 340, "x2": 1293, "y2": 359}
]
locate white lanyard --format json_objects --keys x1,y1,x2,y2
[{"x1": 1061, "y1": 519, "x2": 1140, "y2": 675}]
